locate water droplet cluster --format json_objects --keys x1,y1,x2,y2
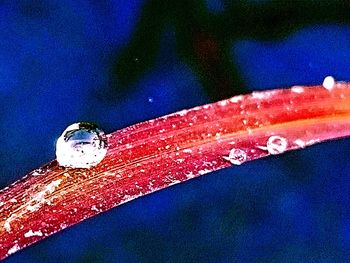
[{"x1": 56, "y1": 122, "x2": 108, "y2": 168}]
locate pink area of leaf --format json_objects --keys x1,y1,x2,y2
[{"x1": 1, "y1": 83, "x2": 350, "y2": 259}]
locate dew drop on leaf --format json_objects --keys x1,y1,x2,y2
[
  {"x1": 56, "y1": 122, "x2": 108, "y2": 168},
  {"x1": 323, "y1": 76, "x2": 335, "y2": 90},
  {"x1": 266, "y1": 135, "x2": 288, "y2": 155},
  {"x1": 223, "y1": 148, "x2": 247, "y2": 165}
]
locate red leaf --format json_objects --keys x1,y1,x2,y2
[{"x1": 1, "y1": 83, "x2": 350, "y2": 259}]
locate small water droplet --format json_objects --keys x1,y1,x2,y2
[
  {"x1": 266, "y1": 135, "x2": 288, "y2": 155},
  {"x1": 56, "y1": 122, "x2": 108, "y2": 168},
  {"x1": 291, "y1": 86, "x2": 304, "y2": 93},
  {"x1": 223, "y1": 148, "x2": 247, "y2": 165},
  {"x1": 323, "y1": 76, "x2": 335, "y2": 90}
]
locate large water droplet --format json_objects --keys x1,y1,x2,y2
[
  {"x1": 266, "y1": 135, "x2": 287, "y2": 155},
  {"x1": 56, "y1": 122, "x2": 108, "y2": 168},
  {"x1": 223, "y1": 148, "x2": 247, "y2": 165}
]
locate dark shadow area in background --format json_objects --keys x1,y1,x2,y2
[{"x1": 113, "y1": 0, "x2": 350, "y2": 100}]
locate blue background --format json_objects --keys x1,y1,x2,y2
[{"x1": 2, "y1": 1, "x2": 350, "y2": 262}]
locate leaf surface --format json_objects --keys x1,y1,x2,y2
[{"x1": 1, "y1": 83, "x2": 350, "y2": 259}]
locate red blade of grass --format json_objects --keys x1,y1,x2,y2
[{"x1": 1, "y1": 83, "x2": 350, "y2": 259}]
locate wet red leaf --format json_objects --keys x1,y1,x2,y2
[{"x1": 1, "y1": 82, "x2": 350, "y2": 259}]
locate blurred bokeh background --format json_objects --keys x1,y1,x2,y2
[{"x1": 2, "y1": 0, "x2": 350, "y2": 262}]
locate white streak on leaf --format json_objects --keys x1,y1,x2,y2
[{"x1": 24, "y1": 230, "x2": 43, "y2": 238}]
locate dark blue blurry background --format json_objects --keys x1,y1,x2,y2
[{"x1": 2, "y1": 1, "x2": 350, "y2": 262}]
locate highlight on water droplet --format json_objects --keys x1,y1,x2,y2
[
  {"x1": 223, "y1": 148, "x2": 247, "y2": 165},
  {"x1": 323, "y1": 76, "x2": 335, "y2": 90},
  {"x1": 56, "y1": 122, "x2": 108, "y2": 168},
  {"x1": 266, "y1": 135, "x2": 288, "y2": 155}
]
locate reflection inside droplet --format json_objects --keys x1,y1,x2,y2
[{"x1": 56, "y1": 122, "x2": 108, "y2": 168}]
